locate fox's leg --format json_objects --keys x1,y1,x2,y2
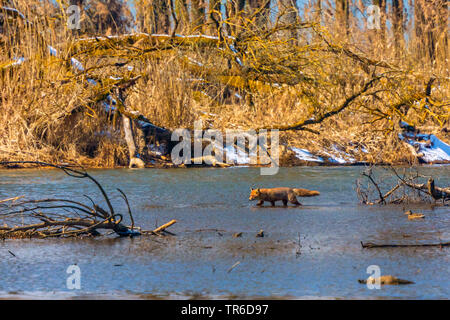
[
  {"x1": 270, "y1": 201, "x2": 276, "y2": 207},
  {"x1": 256, "y1": 200, "x2": 264, "y2": 206},
  {"x1": 282, "y1": 199, "x2": 288, "y2": 206},
  {"x1": 288, "y1": 194, "x2": 302, "y2": 206}
]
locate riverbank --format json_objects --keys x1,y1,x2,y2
[{"x1": 1, "y1": 129, "x2": 450, "y2": 169}]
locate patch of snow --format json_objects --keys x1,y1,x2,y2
[
  {"x1": 200, "y1": 91, "x2": 212, "y2": 98},
  {"x1": 187, "y1": 57, "x2": 203, "y2": 67},
  {"x1": 2, "y1": 57, "x2": 26, "y2": 69},
  {"x1": 399, "y1": 133, "x2": 450, "y2": 162},
  {"x1": 71, "y1": 58, "x2": 84, "y2": 72},
  {"x1": 223, "y1": 144, "x2": 250, "y2": 165},
  {"x1": 12, "y1": 57, "x2": 26, "y2": 66},
  {"x1": 47, "y1": 45, "x2": 58, "y2": 57},
  {"x1": 183, "y1": 34, "x2": 219, "y2": 40},
  {"x1": 102, "y1": 101, "x2": 116, "y2": 113},
  {"x1": 319, "y1": 145, "x2": 356, "y2": 164},
  {"x1": 228, "y1": 44, "x2": 238, "y2": 54},
  {"x1": 148, "y1": 143, "x2": 168, "y2": 156},
  {"x1": 290, "y1": 147, "x2": 323, "y2": 162},
  {"x1": 331, "y1": 145, "x2": 356, "y2": 163},
  {"x1": 106, "y1": 95, "x2": 117, "y2": 106},
  {"x1": 47, "y1": 46, "x2": 84, "y2": 72},
  {"x1": 322, "y1": 152, "x2": 347, "y2": 164},
  {"x1": 1, "y1": 6, "x2": 27, "y2": 20}
]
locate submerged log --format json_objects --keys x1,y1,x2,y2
[
  {"x1": 358, "y1": 275, "x2": 414, "y2": 285},
  {"x1": 361, "y1": 241, "x2": 450, "y2": 248},
  {"x1": 427, "y1": 178, "x2": 450, "y2": 201}
]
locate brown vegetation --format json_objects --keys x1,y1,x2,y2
[{"x1": 0, "y1": 1, "x2": 448, "y2": 167}]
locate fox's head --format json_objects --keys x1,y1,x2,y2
[{"x1": 249, "y1": 188, "x2": 261, "y2": 201}]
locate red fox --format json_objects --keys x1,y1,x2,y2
[{"x1": 249, "y1": 187, "x2": 320, "y2": 206}]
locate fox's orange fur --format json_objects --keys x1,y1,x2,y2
[{"x1": 249, "y1": 187, "x2": 320, "y2": 206}]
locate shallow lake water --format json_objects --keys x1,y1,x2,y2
[{"x1": 0, "y1": 166, "x2": 449, "y2": 299}]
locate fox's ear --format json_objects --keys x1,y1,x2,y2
[
  {"x1": 251, "y1": 187, "x2": 254, "y2": 191},
  {"x1": 257, "y1": 188, "x2": 260, "y2": 193}
]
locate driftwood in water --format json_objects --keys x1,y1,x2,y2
[
  {"x1": 358, "y1": 275, "x2": 414, "y2": 285},
  {"x1": 0, "y1": 161, "x2": 175, "y2": 238},
  {"x1": 152, "y1": 219, "x2": 177, "y2": 233},
  {"x1": 400, "y1": 178, "x2": 450, "y2": 201},
  {"x1": 361, "y1": 241, "x2": 450, "y2": 249},
  {"x1": 356, "y1": 166, "x2": 449, "y2": 204}
]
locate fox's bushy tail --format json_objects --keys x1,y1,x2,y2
[{"x1": 293, "y1": 188, "x2": 320, "y2": 197}]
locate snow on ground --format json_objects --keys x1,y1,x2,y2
[
  {"x1": 1, "y1": 57, "x2": 26, "y2": 69},
  {"x1": 329, "y1": 145, "x2": 356, "y2": 164},
  {"x1": 321, "y1": 151, "x2": 347, "y2": 164},
  {"x1": 1, "y1": 6, "x2": 27, "y2": 21},
  {"x1": 290, "y1": 147, "x2": 324, "y2": 163},
  {"x1": 399, "y1": 133, "x2": 450, "y2": 163},
  {"x1": 289, "y1": 144, "x2": 360, "y2": 164},
  {"x1": 223, "y1": 144, "x2": 251, "y2": 165},
  {"x1": 12, "y1": 57, "x2": 25, "y2": 66}
]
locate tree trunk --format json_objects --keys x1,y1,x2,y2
[
  {"x1": 208, "y1": 0, "x2": 222, "y2": 35},
  {"x1": 436, "y1": 0, "x2": 448, "y2": 67},
  {"x1": 248, "y1": 0, "x2": 271, "y2": 29},
  {"x1": 190, "y1": 0, "x2": 206, "y2": 33},
  {"x1": 135, "y1": 0, "x2": 170, "y2": 34},
  {"x1": 175, "y1": 0, "x2": 190, "y2": 33},
  {"x1": 391, "y1": 0, "x2": 404, "y2": 58},
  {"x1": 316, "y1": 0, "x2": 322, "y2": 24},
  {"x1": 414, "y1": 0, "x2": 438, "y2": 65},
  {"x1": 225, "y1": 0, "x2": 246, "y2": 35},
  {"x1": 377, "y1": 0, "x2": 387, "y2": 49},
  {"x1": 156, "y1": 0, "x2": 171, "y2": 34},
  {"x1": 278, "y1": 0, "x2": 299, "y2": 42},
  {"x1": 335, "y1": 0, "x2": 349, "y2": 40},
  {"x1": 122, "y1": 114, "x2": 145, "y2": 168}
]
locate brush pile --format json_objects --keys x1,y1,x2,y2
[{"x1": 0, "y1": 161, "x2": 176, "y2": 238}]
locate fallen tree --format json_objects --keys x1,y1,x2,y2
[
  {"x1": 356, "y1": 165, "x2": 449, "y2": 205},
  {"x1": 0, "y1": 161, "x2": 176, "y2": 238},
  {"x1": 361, "y1": 241, "x2": 450, "y2": 249}
]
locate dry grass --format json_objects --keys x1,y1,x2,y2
[{"x1": 0, "y1": 0, "x2": 448, "y2": 167}]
